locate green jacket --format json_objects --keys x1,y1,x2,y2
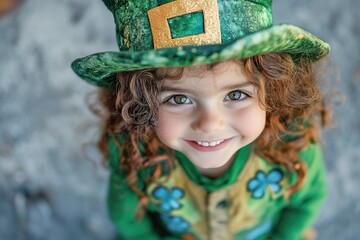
[{"x1": 107, "y1": 139, "x2": 327, "y2": 240}]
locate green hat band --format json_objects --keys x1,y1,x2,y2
[{"x1": 104, "y1": 0, "x2": 273, "y2": 51}]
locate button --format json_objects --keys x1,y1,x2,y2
[{"x1": 216, "y1": 199, "x2": 229, "y2": 209}]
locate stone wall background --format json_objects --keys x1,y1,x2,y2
[{"x1": 0, "y1": 0, "x2": 359, "y2": 239}]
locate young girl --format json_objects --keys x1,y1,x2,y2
[{"x1": 72, "y1": 0, "x2": 331, "y2": 239}]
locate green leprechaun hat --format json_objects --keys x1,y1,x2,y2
[{"x1": 71, "y1": 0, "x2": 330, "y2": 88}]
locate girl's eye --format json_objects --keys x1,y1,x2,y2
[
  {"x1": 166, "y1": 95, "x2": 192, "y2": 105},
  {"x1": 224, "y1": 90, "x2": 248, "y2": 101}
]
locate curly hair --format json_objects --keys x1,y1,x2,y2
[{"x1": 92, "y1": 53, "x2": 331, "y2": 217}]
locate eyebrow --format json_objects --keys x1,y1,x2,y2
[{"x1": 161, "y1": 82, "x2": 254, "y2": 94}]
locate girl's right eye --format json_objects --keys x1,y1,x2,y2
[{"x1": 166, "y1": 95, "x2": 192, "y2": 105}]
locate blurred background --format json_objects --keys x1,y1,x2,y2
[{"x1": 0, "y1": 0, "x2": 359, "y2": 239}]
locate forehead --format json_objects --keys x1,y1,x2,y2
[{"x1": 163, "y1": 60, "x2": 247, "y2": 88}]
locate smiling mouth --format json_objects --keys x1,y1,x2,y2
[
  {"x1": 185, "y1": 138, "x2": 232, "y2": 152},
  {"x1": 195, "y1": 140, "x2": 225, "y2": 147}
]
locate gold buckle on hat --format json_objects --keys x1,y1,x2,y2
[{"x1": 148, "y1": 0, "x2": 221, "y2": 49}]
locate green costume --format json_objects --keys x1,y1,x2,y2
[{"x1": 107, "y1": 138, "x2": 327, "y2": 240}]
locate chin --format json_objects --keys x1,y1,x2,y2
[{"x1": 192, "y1": 158, "x2": 228, "y2": 169}]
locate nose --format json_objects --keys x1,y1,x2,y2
[{"x1": 191, "y1": 107, "x2": 225, "y2": 133}]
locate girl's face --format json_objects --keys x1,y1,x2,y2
[{"x1": 155, "y1": 60, "x2": 266, "y2": 177}]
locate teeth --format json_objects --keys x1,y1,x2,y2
[{"x1": 196, "y1": 140, "x2": 224, "y2": 147}]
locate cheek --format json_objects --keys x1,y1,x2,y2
[
  {"x1": 154, "y1": 110, "x2": 187, "y2": 145},
  {"x1": 232, "y1": 105, "x2": 266, "y2": 137}
]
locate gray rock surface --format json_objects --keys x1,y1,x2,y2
[{"x1": 0, "y1": 0, "x2": 359, "y2": 239}]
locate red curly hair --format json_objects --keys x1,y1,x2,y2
[{"x1": 92, "y1": 53, "x2": 331, "y2": 218}]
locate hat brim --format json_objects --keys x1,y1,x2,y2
[{"x1": 71, "y1": 24, "x2": 329, "y2": 88}]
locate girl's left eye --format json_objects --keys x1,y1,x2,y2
[{"x1": 224, "y1": 90, "x2": 248, "y2": 101}]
